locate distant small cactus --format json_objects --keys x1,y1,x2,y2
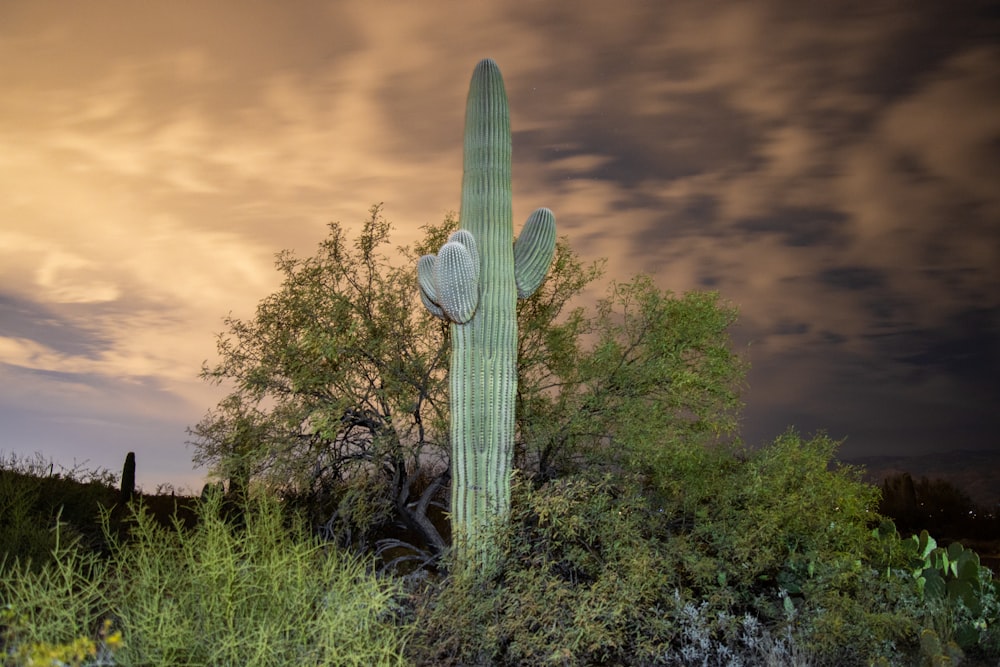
[{"x1": 120, "y1": 452, "x2": 136, "y2": 505}]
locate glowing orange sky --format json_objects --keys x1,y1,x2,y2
[{"x1": 1, "y1": 1, "x2": 998, "y2": 491}]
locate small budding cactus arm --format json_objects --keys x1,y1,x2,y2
[{"x1": 417, "y1": 58, "x2": 556, "y2": 565}]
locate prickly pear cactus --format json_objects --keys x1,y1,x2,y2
[{"x1": 418, "y1": 59, "x2": 556, "y2": 564}]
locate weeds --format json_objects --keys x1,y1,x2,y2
[{"x1": 1, "y1": 491, "x2": 408, "y2": 667}]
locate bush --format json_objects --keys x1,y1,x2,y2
[
  {"x1": 119, "y1": 491, "x2": 410, "y2": 666},
  {"x1": 665, "y1": 432, "x2": 930, "y2": 664},
  {"x1": 0, "y1": 454, "x2": 118, "y2": 574},
  {"x1": 407, "y1": 431, "x2": 988, "y2": 665},
  {"x1": 0, "y1": 526, "x2": 116, "y2": 666},
  {"x1": 6, "y1": 435, "x2": 996, "y2": 665},
  {"x1": 1, "y1": 490, "x2": 409, "y2": 666},
  {"x1": 408, "y1": 472, "x2": 825, "y2": 666},
  {"x1": 0, "y1": 467, "x2": 54, "y2": 573},
  {"x1": 408, "y1": 473, "x2": 677, "y2": 665}
]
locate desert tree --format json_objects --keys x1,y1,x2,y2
[
  {"x1": 191, "y1": 205, "x2": 744, "y2": 566},
  {"x1": 191, "y1": 205, "x2": 453, "y2": 559}
]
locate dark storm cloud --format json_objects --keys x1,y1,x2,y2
[
  {"x1": 772, "y1": 320, "x2": 811, "y2": 337},
  {"x1": 0, "y1": 293, "x2": 111, "y2": 358},
  {"x1": 500, "y1": 1, "x2": 999, "y2": 265},
  {"x1": 676, "y1": 195, "x2": 720, "y2": 225},
  {"x1": 530, "y1": 89, "x2": 760, "y2": 188},
  {"x1": 851, "y1": 1, "x2": 1000, "y2": 101},
  {"x1": 735, "y1": 210, "x2": 851, "y2": 248},
  {"x1": 819, "y1": 267, "x2": 887, "y2": 291},
  {"x1": 878, "y1": 307, "x2": 1000, "y2": 389}
]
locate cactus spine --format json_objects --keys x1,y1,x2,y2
[{"x1": 418, "y1": 59, "x2": 556, "y2": 564}]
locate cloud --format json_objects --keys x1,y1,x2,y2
[
  {"x1": 0, "y1": 293, "x2": 110, "y2": 357},
  {"x1": 0, "y1": 0, "x2": 997, "y2": 487},
  {"x1": 882, "y1": 47, "x2": 1000, "y2": 201}
]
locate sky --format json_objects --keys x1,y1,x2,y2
[{"x1": 1, "y1": 1, "x2": 998, "y2": 493}]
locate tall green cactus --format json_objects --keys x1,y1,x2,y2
[{"x1": 418, "y1": 59, "x2": 556, "y2": 564}]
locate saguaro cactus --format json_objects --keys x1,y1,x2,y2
[
  {"x1": 418, "y1": 59, "x2": 556, "y2": 564},
  {"x1": 120, "y1": 451, "x2": 136, "y2": 505}
]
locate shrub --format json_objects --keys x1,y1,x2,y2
[
  {"x1": 408, "y1": 473, "x2": 676, "y2": 665},
  {"x1": 0, "y1": 467, "x2": 54, "y2": 573},
  {"x1": 0, "y1": 453, "x2": 118, "y2": 574},
  {"x1": 407, "y1": 471, "x2": 833, "y2": 666},
  {"x1": 1, "y1": 490, "x2": 410, "y2": 667},
  {"x1": 406, "y1": 431, "x2": 971, "y2": 665},
  {"x1": 0, "y1": 525, "x2": 116, "y2": 665},
  {"x1": 106, "y1": 491, "x2": 408, "y2": 666},
  {"x1": 664, "y1": 432, "x2": 929, "y2": 664},
  {"x1": 870, "y1": 521, "x2": 1000, "y2": 663}
]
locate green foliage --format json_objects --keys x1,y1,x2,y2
[
  {"x1": 684, "y1": 431, "x2": 879, "y2": 603},
  {"x1": 7, "y1": 429, "x2": 996, "y2": 664},
  {"x1": 516, "y1": 274, "x2": 744, "y2": 485},
  {"x1": 192, "y1": 204, "x2": 452, "y2": 555},
  {"x1": 404, "y1": 430, "x2": 999, "y2": 665},
  {"x1": 109, "y1": 492, "x2": 407, "y2": 666},
  {"x1": 407, "y1": 446, "x2": 795, "y2": 663},
  {"x1": 873, "y1": 521, "x2": 1000, "y2": 658},
  {"x1": 653, "y1": 430, "x2": 933, "y2": 664},
  {"x1": 407, "y1": 473, "x2": 678, "y2": 665},
  {"x1": 192, "y1": 202, "x2": 744, "y2": 568},
  {"x1": 494, "y1": 476, "x2": 672, "y2": 664},
  {"x1": 1, "y1": 453, "x2": 117, "y2": 573},
  {"x1": 1, "y1": 492, "x2": 409, "y2": 667},
  {"x1": 1, "y1": 525, "x2": 113, "y2": 664},
  {"x1": 0, "y1": 468, "x2": 53, "y2": 573}
]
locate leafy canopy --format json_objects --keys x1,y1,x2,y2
[{"x1": 190, "y1": 204, "x2": 745, "y2": 559}]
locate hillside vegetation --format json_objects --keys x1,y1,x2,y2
[{"x1": 3, "y1": 213, "x2": 998, "y2": 666}]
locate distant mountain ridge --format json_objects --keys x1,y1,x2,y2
[{"x1": 843, "y1": 449, "x2": 1000, "y2": 510}]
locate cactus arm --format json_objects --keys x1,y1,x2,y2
[
  {"x1": 513, "y1": 207, "x2": 557, "y2": 298},
  {"x1": 434, "y1": 232, "x2": 480, "y2": 324},
  {"x1": 417, "y1": 254, "x2": 446, "y2": 319},
  {"x1": 418, "y1": 230, "x2": 480, "y2": 323}
]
